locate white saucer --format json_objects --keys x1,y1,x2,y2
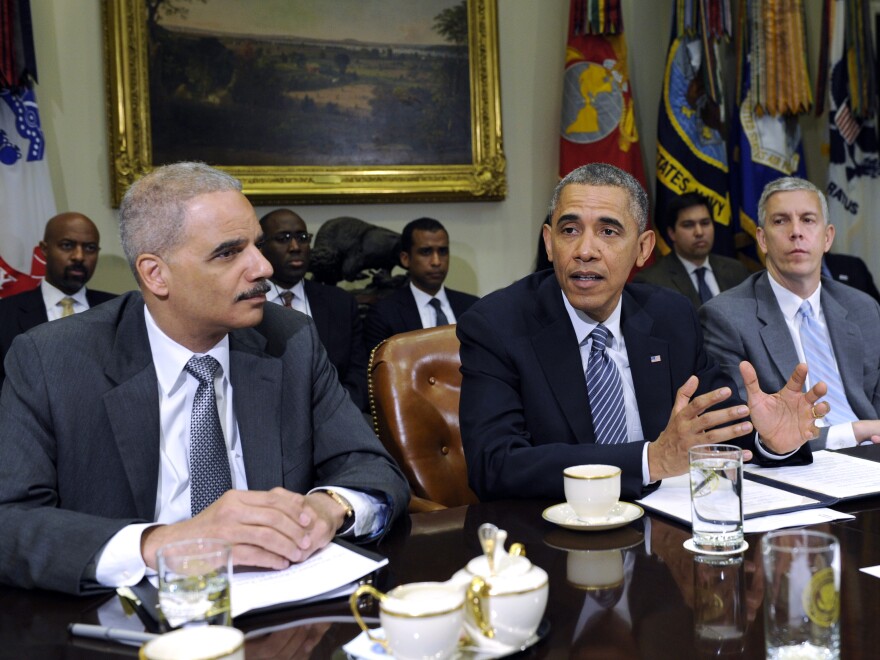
[
  {"x1": 683, "y1": 538, "x2": 749, "y2": 556},
  {"x1": 542, "y1": 502, "x2": 644, "y2": 531}
]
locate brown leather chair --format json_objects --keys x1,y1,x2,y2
[{"x1": 369, "y1": 325, "x2": 479, "y2": 512}]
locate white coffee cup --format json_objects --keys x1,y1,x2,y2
[
  {"x1": 563, "y1": 464, "x2": 621, "y2": 519},
  {"x1": 139, "y1": 626, "x2": 243, "y2": 660},
  {"x1": 350, "y1": 582, "x2": 464, "y2": 660}
]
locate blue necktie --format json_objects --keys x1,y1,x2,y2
[
  {"x1": 585, "y1": 325, "x2": 628, "y2": 444},
  {"x1": 429, "y1": 298, "x2": 450, "y2": 326},
  {"x1": 185, "y1": 355, "x2": 232, "y2": 516},
  {"x1": 797, "y1": 301, "x2": 857, "y2": 426},
  {"x1": 694, "y1": 267, "x2": 713, "y2": 304}
]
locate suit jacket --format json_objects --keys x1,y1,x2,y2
[
  {"x1": 0, "y1": 292, "x2": 408, "y2": 594},
  {"x1": 0, "y1": 286, "x2": 116, "y2": 385},
  {"x1": 456, "y1": 271, "x2": 806, "y2": 502},
  {"x1": 301, "y1": 280, "x2": 368, "y2": 411},
  {"x1": 700, "y1": 272, "x2": 880, "y2": 446},
  {"x1": 824, "y1": 252, "x2": 880, "y2": 302},
  {"x1": 364, "y1": 284, "x2": 479, "y2": 354},
  {"x1": 632, "y1": 252, "x2": 750, "y2": 309}
]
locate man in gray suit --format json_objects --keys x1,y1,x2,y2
[
  {"x1": 0, "y1": 163, "x2": 408, "y2": 595},
  {"x1": 701, "y1": 177, "x2": 880, "y2": 450},
  {"x1": 634, "y1": 192, "x2": 749, "y2": 308}
]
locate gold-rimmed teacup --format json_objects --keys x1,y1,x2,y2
[
  {"x1": 563, "y1": 464, "x2": 621, "y2": 519},
  {"x1": 350, "y1": 582, "x2": 464, "y2": 660}
]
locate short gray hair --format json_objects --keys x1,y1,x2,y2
[
  {"x1": 757, "y1": 177, "x2": 829, "y2": 228},
  {"x1": 119, "y1": 162, "x2": 242, "y2": 273},
  {"x1": 549, "y1": 163, "x2": 649, "y2": 232}
]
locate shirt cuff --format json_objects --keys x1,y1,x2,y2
[
  {"x1": 641, "y1": 443, "x2": 653, "y2": 486},
  {"x1": 308, "y1": 486, "x2": 389, "y2": 539},
  {"x1": 94, "y1": 523, "x2": 157, "y2": 587},
  {"x1": 755, "y1": 434, "x2": 798, "y2": 460},
  {"x1": 824, "y1": 423, "x2": 857, "y2": 450}
]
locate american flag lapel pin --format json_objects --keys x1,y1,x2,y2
[{"x1": 650, "y1": 355, "x2": 662, "y2": 363}]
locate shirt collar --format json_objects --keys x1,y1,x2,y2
[
  {"x1": 144, "y1": 306, "x2": 231, "y2": 396},
  {"x1": 560, "y1": 291, "x2": 624, "y2": 348},
  {"x1": 675, "y1": 252, "x2": 710, "y2": 275},
  {"x1": 410, "y1": 281, "x2": 448, "y2": 308},
  {"x1": 767, "y1": 272, "x2": 823, "y2": 321},
  {"x1": 268, "y1": 279, "x2": 305, "y2": 304},
  {"x1": 40, "y1": 279, "x2": 88, "y2": 307}
]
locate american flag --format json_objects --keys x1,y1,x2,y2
[{"x1": 834, "y1": 102, "x2": 861, "y2": 145}]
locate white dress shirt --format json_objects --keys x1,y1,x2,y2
[
  {"x1": 561, "y1": 294, "x2": 652, "y2": 484},
  {"x1": 766, "y1": 274, "x2": 858, "y2": 449},
  {"x1": 267, "y1": 279, "x2": 312, "y2": 316},
  {"x1": 411, "y1": 283, "x2": 456, "y2": 328},
  {"x1": 40, "y1": 279, "x2": 90, "y2": 320},
  {"x1": 676, "y1": 253, "x2": 721, "y2": 298},
  {"x1": 94, "y1": 307, "x2": 385, "y2": 587}
]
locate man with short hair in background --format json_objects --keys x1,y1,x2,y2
[
  {"x1": 0, "y1": 212, "x2": 115, "y2": 385},
  {"x1": 633, "y1": 192, "x2": 749, "y2": 308},
  {"x1": 259, "y1": 208, "x2": 368, "y2": 411},
  {"x1": 364, "y1": 217, "x2": 478, "y2": 354}
]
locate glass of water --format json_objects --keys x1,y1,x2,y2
[
  {"x1": 762, "y1": 530, "x2": 840, "y2": 660},
  {"x1": 689, "y1": 444, "x2": 744, "y2": 552},
  {"x1": 158, "y1": 538, "x2": 232, "y2": 629}
]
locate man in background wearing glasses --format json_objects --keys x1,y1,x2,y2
[{"x1": 259, "y1": 209, "x2": 368, "y2": 411}]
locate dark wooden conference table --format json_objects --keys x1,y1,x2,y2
[{"x1": 3, "y1": 445, "x2": 880, "y2": 659}]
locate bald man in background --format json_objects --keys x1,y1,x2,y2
[{"x1": 0, "y1": 212, "x2": 116, "y2": 385}]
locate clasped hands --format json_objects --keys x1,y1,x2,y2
[
  {"x1": 648, "y1": 361, "x2": 828, "y2": 482},
  {"x1": 141, "y1": 488, "x2": 348, "y2": 571}
]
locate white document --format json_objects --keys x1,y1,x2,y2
[
  {"x1": 636, "y1": 474, "x2": 852, "y2": 532},
  {"x1": 745, "y1": 450, "x2": 880, "y2": 499},
  {"x1": 231, "y1": 542, "x2": 387, "y2": 618},
  {"x1": 860, "y1": 565, "x2": 880, "y2": 579}
]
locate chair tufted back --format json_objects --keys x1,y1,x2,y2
[{"x1": 369, "y1": 325, "x2": 479, "y2": 510}]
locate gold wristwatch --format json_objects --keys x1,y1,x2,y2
[{"x1": 323, "y1": 489, "x2": 354, "y2": 520}]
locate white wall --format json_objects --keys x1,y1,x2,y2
[{"x1": 28, "y1": 0, "x2": 829, "y2": 296}]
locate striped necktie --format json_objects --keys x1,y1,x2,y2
[
  {"x1": 279, "y1": 290, "x2": 294, "y2": 308},
  {"x1": 585, "y1": 325, "x2": 628, "y2": 444},
  {"x1": 797, "y1": 301, "x2": 857, "y2": 425}
]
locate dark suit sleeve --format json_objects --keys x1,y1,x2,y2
[{"x1": 458, "y1": 306, "x2": 648, "y2": 501}]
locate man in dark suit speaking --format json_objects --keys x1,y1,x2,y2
[
  {"x1": 364, "y1": 217, "x2": 478, "y2": 354},
  {"x1": 458, "y1": 163, "x2": 828, "y2": 501},
  {"x1": 0, "y1": 212, "x2": 115, "y2": 385},
  {"x1": 0, "y1": 163, "x2": 408, "y2": 594},
  {"x1": 259, "y1": 208, "x2": 368, "y2": 411}
]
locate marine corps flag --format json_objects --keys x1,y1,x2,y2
[
  {"x1": 559, "y1": 0, "x2": 646, "y2": 188},
  {"x1": 655, "y1": 1, "x2": 733, "y2": 255}
]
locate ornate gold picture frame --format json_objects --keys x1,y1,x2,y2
[{"x1": 103, "y1": 0, "x2": 505, "y2": 205}]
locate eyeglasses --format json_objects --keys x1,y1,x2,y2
[{"x1": 270, "y1": 231, "x2": 312, "y2": 245}]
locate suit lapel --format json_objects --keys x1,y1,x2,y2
[
  {"x1": 755, "y1": 274, "x2": 800, "y2": 382},
  {"x1": 821, "y1": 289, "x2": 864, "y2": 406},
  {"x1": 621, "y1": 292, "x2": 673, "y2": 441},
  {"x1": 102, "y1": 296, "x2": 162, "y2": 520},
  {"x1": 303, "y1": 281, "x2": 331, "y2": 341},
  {"x1": 664, "y1": 255, "x2": 700, "y2": 307},
  {"x1": 398, "y1": 287, "x2": 423, "y2": 330},
  {"x1": 17, "y1": 288, "x2": 49, "y2": 333},
  {"x1": 531, "y1": 278, "x2": 595, "y2": 441},
  {"x1": 230, "y1": 329, "x2": 284, "y2": 492}
]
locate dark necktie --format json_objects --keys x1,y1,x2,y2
[
  {"x1": 185, "y1": 355, "x2": 232, "y2": 516},
  {"x1": 585, "y1": 325, "x2": 628, "y2": 444},
  {"x1": 279, "y1": 290, "x2": 294, "y2": 308},
  {"x1": 429, "y1": 298, "x2": 450, "y2": 326},
  {"x1": 694, "y1": 267, "x2": 713, "y2": 304},
  {"x1": 797, "y1": 301, "x2": 857, "y2": 425}
]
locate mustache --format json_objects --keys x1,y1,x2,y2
[{"x1": 235, "y1": 280, "x2": 271, "y2": 301}]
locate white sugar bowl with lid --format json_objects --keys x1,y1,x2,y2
[{"x1": 450, "y1": 528, "x2": 548, "y2": 651}]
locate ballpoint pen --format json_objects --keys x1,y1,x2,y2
[{"x1": 68, "y1": 622, "x2": 159, "y2": 645}]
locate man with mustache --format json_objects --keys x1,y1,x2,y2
[
  {"x1": 458, "y1": 164, "x2": 828, "y2": 501},
  {"x1": 633, "y1": 192, "x2": 749, "y2": 309},
  {"x1": 259, "y1": 208, "x2": 368, "y2": 411},
  {"x1": 701, "y1": 177, "x2": 880, "y2": 449},
  {"x1": 0, "y1": 162, "x2": 409, "y2": 594},
  {"x1": 0, "y1": 212, "x2": 115, "y2": 385}
]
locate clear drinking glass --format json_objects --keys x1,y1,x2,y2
[
  {"x1": 689, "y1": 444, "x2": 744, "y2": 552},
  {"x1": 762, "y1": 530, "x2": 840, "y2": 660},
  {"x1": 157, "y1": 538, "x2": 232, "y2": 630}
]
